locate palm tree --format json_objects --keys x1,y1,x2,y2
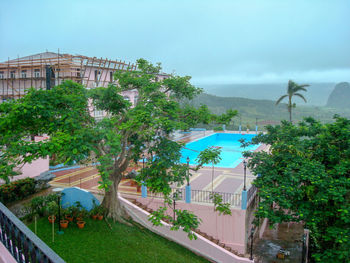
[{"x1": 276, "y1": 80, "x2": 309, "y2": 122}]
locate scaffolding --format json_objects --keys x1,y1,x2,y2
[{"x1": 0, "y1": 52, "x2": 137, "y2": 100}]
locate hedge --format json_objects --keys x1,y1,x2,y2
[{"x1": 0, "y1": 178, "x2": 36, "y2": 204}]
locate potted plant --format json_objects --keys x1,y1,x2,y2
[
  {"x1": 64, "y1": 206, "x2": 74, "y2": 222},
  {"x1": 90, "y1": 200, "x2": 99, "y2": 220},
  {"x1": 77, "y1": 209, "x2": 87, "y2": 229},
  {"x1": 46, "y1": 201, "x2": 58, "y2": 223},
  {"x1": 76, "y1": 207, "x2": 88, "y2": 222},
  {"x1": 60, "y1": 208, "x2": 70, "y2": 228},
  {"x1": 77, "y1": 220, "x2": 86, "y2": 229},
  {"x1": 60, "y1": 219, "x2": 69, "y2": 229},
  {"x1": 68, "y1": 203, "x2": 80, "y2": 221},
  {"x1": 76, "y1": 207, "x2": 88, "y2": 228},
  {"x1": 97, "y1": 206, "x2": 106, "y2": 220}
]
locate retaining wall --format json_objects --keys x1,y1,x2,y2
[{"x1": 119, "y1": 195, "x2": 253, "y2": 263}]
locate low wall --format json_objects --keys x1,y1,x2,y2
[
  {"x1": 134, "y1": 196, "x2": 248, "y2": 254},
  {"x1": 119, "y1": 195, "x2": 253, "y2": 263},
  {"x1": 0, "y1": 242, "x2": 16, "y2": 263}
]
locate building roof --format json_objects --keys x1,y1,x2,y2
[{"x1": 4, "y1": 52, "x2": 65, "y2": 63}]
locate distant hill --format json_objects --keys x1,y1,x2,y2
[
  {"x1": 185, "y1": 93, "x2": 350, "y2": 130},
  {"x1": 197, "y1": 83, "x2": 335, "y2": 106},
  {"x1": 326, "y1": 82, "x2": 350, "y2": 109}
]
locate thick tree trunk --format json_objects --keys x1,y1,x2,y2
[{"x1": 101, "y1": 174, "x2": 131, "y2": 224}]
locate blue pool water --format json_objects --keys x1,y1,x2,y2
[{"x1": 180, "y1": 133, "x2": 259, "y2": 168}]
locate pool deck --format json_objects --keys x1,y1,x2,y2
[{"x1": 50, "y1": 130, "x2": 267, "y2": 198}]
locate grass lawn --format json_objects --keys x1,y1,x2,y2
[{"x1": 28, "y1": 217, "x2": 209, "y2": 263}]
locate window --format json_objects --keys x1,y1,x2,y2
[
  {"x1": 94, "y1": 108, "x2": 104, "y2": 120},
  {"x1": 77, "y1": 68, "x2": 81, "y2": 77},
  {"x1": 123, "y1": 96, "x2": 130, "y2": 102},
  {"x1": 34, "y1": 69, "x2": 40, "y2": 78},
  {"x1": 0, "y1": 71, "x2": 3, "y2": 79},
  {"x1": 21, "y1": 70, "x2": 27, "y2": 78},
  {"x1": 110, "y1": 71, "x2": 113, "y2": 82},
  {"x1": 94, "y1": 70, "x2": 101, "y2": 82},
  {"x1": 10, "y1": 71, "x2": 16, "y2": 79}
]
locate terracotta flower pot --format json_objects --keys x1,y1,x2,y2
[
  {"x1": 92, "y1": 215, "x2": 98, "y2": 220},
  {"x1": 76, "y1": 217, "x2": 83, "y2": 222},
  {"x1": 48, "y1": 215, "x2": 56, "y2": 223},
  {"x1": 60, "y1": 220, "x2": 69, "y2": 229},
  {"x1": 97, "y1": 214, "x2": 103, "y2": 221},
  {"x1": 77, "y1": 221, "x2": 85, "y2": 229},
  {"x1": 65, "y1": 215, "x2": 73, "y2": 222}
]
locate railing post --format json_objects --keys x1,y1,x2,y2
[
  {"x1": 141, "y1": 181, "x2": 147, "y2": 198},
  {"x1": 185, "y1": 185, "x2": 191, "y2": 203},
  {"x1": 241, "y1": 190, "x2": 247, "y2": 210},
  {"x1": 239, "y1": 125, "x2": 242, "y2": 133}
]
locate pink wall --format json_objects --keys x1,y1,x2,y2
[
  {"x1": 120, "y1": 195, "x2": 253, "y2": 263},
  {"x1": 0, "y1": 242, "x2": 17, "y2": 263},
  {"x1": 135, "y1": 196, "x2": 248, "y2": 254},
  {"x1": 12, "y1": 136, "x2": 49, "y2": 181}
]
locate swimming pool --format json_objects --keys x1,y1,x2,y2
[{"x1": 180, "y1": 133, "x2": 259, "y2": 168}]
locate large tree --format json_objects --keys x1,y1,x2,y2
[
  {"x1": 0, "y1": 59, "x2": 236, "y2": 229},
  {"x1": 243, "y1": 117, "x2": 350, "y2": 262},
  {"x1": 276, "y1": 80, "x2": 309, "y2": 122}
]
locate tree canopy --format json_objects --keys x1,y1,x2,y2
[
  {"x1": 244, "y1": 116, "x2": 350, "y2": 262},
  {"x1": 0, "y1": 59, "x2": 237, "y2": 237}
]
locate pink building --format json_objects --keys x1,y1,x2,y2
[{"x1": 0, "y1": 52, "x2": 168, "y2": 117}]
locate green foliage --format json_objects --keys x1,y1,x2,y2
[
  {"x1": 0, "y1": 178, "x2": 36, "y2": 204},
  {"x1": 275, "y1": 80, "x2": 309, "y2": 122},
  {"x1": 185, "y1": 93, "x2": 350, "y2": 131},
  {"x1": 244, "y1": 116, "x2": 350, "y2": 262},
  {"x1": 149, "y1": 206, "x2": 172, "y2": 226},
  {"x1": 0, "y1": 81, "x2": 96, "y2": 183},
  {"x1": 195, "y1": 147, "x2": 222, "y2": 168},
  {"x1": 210, "y1": 193, "x2": 232, "y2": 216},
  {"x1": 28, "y1": 193, "x2": 59, "y2": 218},
  {"x1": 149, "y1": 206, "x2": 201, "y2": 240},
  {"x1": 46, "y1": 201, "x2": 58, "y2": 216},
  {"x1": 171, "y1": 210, "x2": 201, "y2": 240},
  {"x1": 213, "y1": 126, "x2": 224, "y2": 131}
]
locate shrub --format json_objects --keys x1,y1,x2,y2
[
  {"x1": 0, "y1": 178, "x2": 36, "y2": 204},
  {"x1": 29, "y1": 193, "x2": 59, "y2": 217},
  {"x1": 213, "y1": 126, "x2": 224, "y2": 131}
]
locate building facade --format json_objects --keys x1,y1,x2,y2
[{"x1": 0, "y1": 51, "x2": 168, "y2": 118}]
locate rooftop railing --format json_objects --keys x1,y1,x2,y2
[
  {"x1": 0, "y1": 202, "x2": 65, "y2": 263},
  {"x1": 147, "y1": 188, "x2": 241, "y2": 207}
]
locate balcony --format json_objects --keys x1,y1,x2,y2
[{"x1": 0, "y1": 202, "x2": 65, "y2": 263}]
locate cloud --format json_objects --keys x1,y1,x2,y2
[{"x1": 192, "y1": 68, "x2": 350, "y2": 85}]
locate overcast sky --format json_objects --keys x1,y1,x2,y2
[{"x1": 1, "y1": 0, "x2": 349, "y2": 84}]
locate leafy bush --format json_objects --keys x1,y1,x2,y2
[
  {"x1": 213, "y1": 126, "x2": 223, "y2": 131},
  {"x1": 29, "y1": 193, "x2": 59, "y2": 217},
  {"x1": 0, "y1": 178, "x2": 36, "y2": 204}
]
